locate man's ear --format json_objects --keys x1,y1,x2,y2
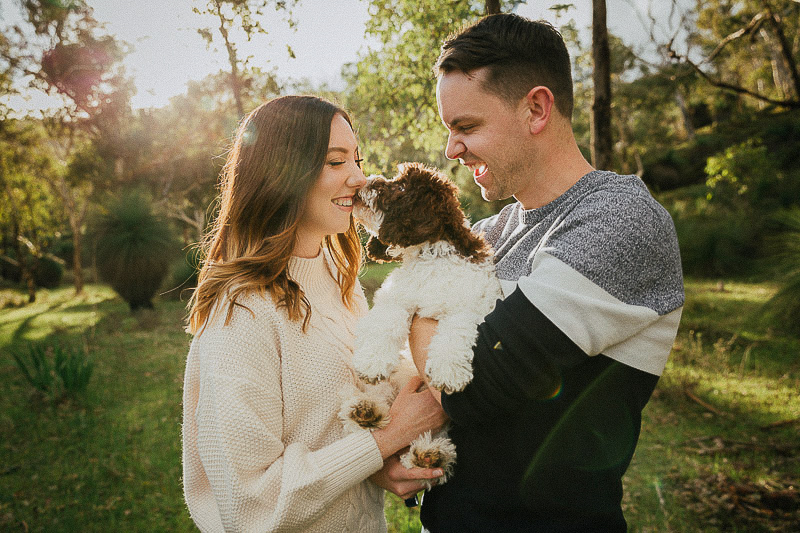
[
  {"x1": 366, "y1": 235, "x2": 398, "y2": 263},
  {"x1": 525, "y1": 86, "x2": 554, "y2": 135}
]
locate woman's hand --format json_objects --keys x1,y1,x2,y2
[
  {"x1": 372, "y1": 376, "x2": 448, "y2": 459},
  {"x1": 369, "y1": 450, "x2": 442, "y2": 499}
]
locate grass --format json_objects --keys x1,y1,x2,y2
[{"x1": 1, "y1": 274, "x2": 798, "y2": 532}]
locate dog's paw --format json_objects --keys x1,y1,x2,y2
[
  {"x1": 400, "y1": 431, "x2": 457, "y2": 489},
  {"x1": 426, "y1": 357, "x2": 473, "y2": 394},
  {"x1": 352, "y1": 346, "x2": 398, "y2": 383},
  {"x1": 339, "y1": 392, "x2": 391, "y2": 432}
]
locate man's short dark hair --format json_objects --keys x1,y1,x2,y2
[{"x1": 435, "y1": 13, "x2": 574, "y2": 119}]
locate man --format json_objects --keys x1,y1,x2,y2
[{"x1": 409, "y1": 13, "x2": 684, "y2": 532}]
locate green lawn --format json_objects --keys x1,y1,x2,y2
[{"x1": 1, "y1": 274, "x2": 798, "y2": 532}]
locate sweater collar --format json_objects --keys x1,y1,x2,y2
[{"x1": 288, "y1": 250, "x2": 336, "y2": 296}]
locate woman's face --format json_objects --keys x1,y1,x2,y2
[{"x1": 294, "y1": 113, "x2": 366, "y2": 257}]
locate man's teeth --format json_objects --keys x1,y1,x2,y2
[
  {"x1": 333, "y1": 198, "x2": 353, "y2": 207},
  {"x1": 474, "y1": 164, "x2": 488, "y2": 176}
]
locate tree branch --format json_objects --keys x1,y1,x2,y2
[
  {"x1": 667, "y1": 41, "x2": 800, "y2": 109},
  {"x1": 703, "y1": 12, "x2": 766, "y2": 64}
]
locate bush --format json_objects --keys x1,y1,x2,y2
[
  {"x1": 10, "y1": 342, "x2": 94, "y2": 402},
  {"x1": 761, "y1": 208, "x2": 800, "y2": 334},
  {"x1": 163, "y1": 247, "x2": 201, "y2": 301},
  {"x1": 34, "y1": 255, "x2": 64, "y2": 289},
  {"x1": 93, "y1": 191, "x2": 178, "y2": 311},
  {"x1": 673, "y1": 210, "x2": 761, "y2": 276},
  {"x1": 705, "y1": 139, "x2": 778, "y2": 208}
]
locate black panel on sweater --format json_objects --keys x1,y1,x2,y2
[{"x1": 422, "y1": 288, "x2": 660, "y2": 533}]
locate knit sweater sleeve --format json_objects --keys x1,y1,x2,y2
[{"x1": 186, "y1": 297, "x2": 383, "y2": 532}]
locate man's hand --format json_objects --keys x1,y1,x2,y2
[
  {"x1": 369, "y1": 449, "x2": 443, "y2": 499},
  {"x1": 409, "y1": 315, "x2": 442, "y2": 404},
  {"x1": 372, "y1": 376, "x2": 447, "y2": 459}
]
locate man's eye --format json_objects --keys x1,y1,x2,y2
[
  {"x1": 355, "y1": 158, "x2": 364, "y2": 168},
  {"x1": 328, "y1": 160, "x2": 345, "y2": 166}
]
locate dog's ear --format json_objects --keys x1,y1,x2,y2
[
  {"x1": 366, "y1": 235, "x2": 398, "y2": 263},
  {"x1": 446, "y1": 222, "x2": 492, "y2": 263}
]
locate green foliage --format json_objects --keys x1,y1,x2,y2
[
  {"x1": 93, "y1": 191, "x2": 178, "y2": 311},
  {"x1": 10, "y1": 341, "x2": 94, "y2": 401},
  {"x1": 10, "y1": 343, "x2": 56, "y2": 395},
  {"x1": 704, "y1": 139, "x2": 782, "y2": 209},
  {"x1": 760, "y1": 208, "x2": 800, "y2": 334},
  {"x1": 34, "y1": 255, "x2": 64, "y2": 288},
  {"x1": 692, "y1": 0, "x2": 800, "y2": 108},
  {"x1": 163, "y1": 247, "x2": 202, "y2": 301},
  {"x1": 661, "y1": 185, "x2": 763, "y2": 276},
  {"x1": 674, "y1": 210, "x2": 761, "y2": 276}
]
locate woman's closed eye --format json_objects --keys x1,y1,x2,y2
[{"x1": 329, "y1": 157, "x2": 364, "y2": 168}]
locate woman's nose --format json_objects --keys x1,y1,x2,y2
[{"x1": 348, "y1": 165, "x2": 367, "y2": 188}]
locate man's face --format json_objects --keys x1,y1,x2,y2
[{"x1": 436, "y1": 68, "x2": 531, "y2": 203}]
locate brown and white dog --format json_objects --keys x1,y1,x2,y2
[{"x1": 339, "y1": 162, "x2": 502, "y2": 486}]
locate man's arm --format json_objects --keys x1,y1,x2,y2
[
  {"x1": 410, "y1": 288, "x2": 585, "y2": 425},
  {"x1": 409, "y1": 315, "x2": 441, "y2": 404}
]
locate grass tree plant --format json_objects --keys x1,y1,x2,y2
[{"x1": 93, "y1": 191, "x2": 177, "y2": 311}]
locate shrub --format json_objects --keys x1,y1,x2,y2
[
  {"x1": 673, "y1": 210, "x2": 761, "y2": 276},
  {"x1": 163, "y1": 247, "x2": 201, "y2": 301},
  {"x1": 34, "y1": 255, "x2": 64, "y2": 289},
  {"x1": 10, "y1": 342, "x2": 94, "y2": 401},
  {"x1": 704, "y1": 139, "x2": 780, "y2": 209},
  {"x1": 93, "y1": 192, "x2": 177, "y2": 311},
  {"x1": 761, "y1": 208, "x2": 800, "y2": 334}
]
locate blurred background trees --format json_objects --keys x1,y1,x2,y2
[{"x1": 0, "y1": 0, "x2": 798, "y2": 321}]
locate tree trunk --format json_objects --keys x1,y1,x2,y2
[
  {"x1": 72, "y1": 224, "x2": 84, "y2": 295},
  {"x1": 591, "y1": 0, "x2": 613, "y2": 171},
  {"x1": 675, "y1": 90, "x2": 696, "y2": 140},
  {"x1": 214, "y1": 0, "x2": 245, "y2": 118},
  {"x1": 485, "y1": 0, "x2": 501, "y2": 14},
  {"x1": 764, "y1": 6, "x2": 800, "y2": 100}
]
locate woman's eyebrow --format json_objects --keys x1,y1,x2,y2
[{"x1": 327, "y1": 146, "x2": 351, "y2": 154}]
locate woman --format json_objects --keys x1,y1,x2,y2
[{"x1": 182, "y1": 95, "x2": 446, "y2": 532}]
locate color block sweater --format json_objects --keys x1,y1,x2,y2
[
  {"x1": 182, "y1": 252, "x2": 386, "y2": 532},
  {"x1": 420, "y1": 170, "x2": 685, "y2": 532}
]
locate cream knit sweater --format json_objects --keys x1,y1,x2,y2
[{"x1": 182, "y1": 252, "x2": 386, "y2": 532}]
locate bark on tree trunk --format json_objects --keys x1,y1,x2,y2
[
  {"x1": 72, "y1": 225, "x2": 84, "y2": 295},
  {"x1": 591, "y1": 0, "x2": 613, "y2": 171},
  {"x1": 675, "y1": 90, "x2": 696, "y2": 140},
  {"x1": 764, "y1": 6, "x2": 800, "y2": 100},
  {"x1": 485, "y1": 0, "x2": 501, "y2": 14}
]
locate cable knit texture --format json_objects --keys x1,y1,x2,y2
[{"x1": 182, "y1": 251, "x2": 386, "y2": 532}]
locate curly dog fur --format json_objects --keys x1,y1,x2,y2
[{"x1": 340, "y1": 162, "x2": 502, "y2": 486}]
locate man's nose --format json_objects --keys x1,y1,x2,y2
[{"x1": 444, "y1": 132, "x2": 465, "y2": 161}]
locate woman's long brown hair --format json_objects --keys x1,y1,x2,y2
[{"x1": 187, "y1": 95, "x2": 363, "y2": 335}]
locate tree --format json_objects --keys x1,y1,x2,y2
[
  {"x1": 0, "y1": 0, "x2": 133, "y2": 295},
  {"x1": 591, "y1": 0, "x2": 613, "y2": 170},
  {"x1": 664, "y1": 0, "x2": 800, "y2": 109},
  {"x1": 194, "y1": 0, "x2": 297, "y2": 118},
  {"x1": 0, "y1": 119, "x2": 62, "y2": 302}
]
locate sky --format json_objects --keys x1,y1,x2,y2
[{"x1": 0, "y1": 0, "x2": 692, "y2": 112}]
